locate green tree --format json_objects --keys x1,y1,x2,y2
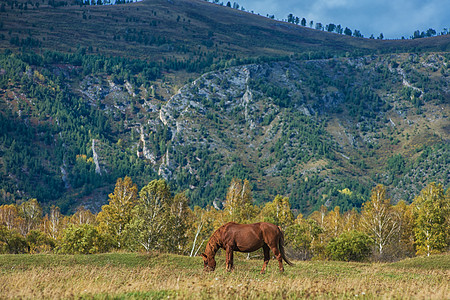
[
  {"x1": 287, "y1": 13, "x2": 294, "y2": 24},
  {"x1": 301, "y1": 18, "x2": 307, "y2": 26},
  {"x1": 326, "y1": 23, "x2": 336, "y2": 32},
  {"x1": 97, "y1": 176, "x2": 138, "y2": 248},
  {"x1": 344, "y1": 27, "x2": 352, "y2": 36},
  {"x1": 413, "y1": 183, "x2": 449, "y2": 256}
]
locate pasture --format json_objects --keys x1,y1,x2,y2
[{"x1": 0, "y1": 252, "x2": 449, "y2": 299}]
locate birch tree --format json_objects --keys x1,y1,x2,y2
[
  {"x1": 413, "y1": 183, "x2": 448, "y2": 256},
  {"x1": 223, "y1": 178, "x2": 258, "y2": 223},
  {"x1": 18, "y1": 199, "x2": 42, "y2": 236},
  {"x1": 342, "y1": 208, "x2": 359, "y2": 232},
  {"x1": 126, "y1": 179, "x2": 173, "y2": 252},
  {"x1": 42, "y1": 205, "x2": 65, "y2": 239},
  {"x1": 188, "y1": 206, "x2": 217, "y2": 257},
  {"x1": 71, "y1": 206, "x2": 96, "y2": 225},
  {"x1": 324, "y1": 206, "x2": 342, "y2": 238},
  {"x1": 97, "y1": 176, "x2": 137, "y2": 248},
  {"x1": 360, "y1": 185, "x2": 400, "y2": 258},
  {"x1": 285, "y1": 213, "x2": 322, "y2": 260},
  {"x1": 392, "y1": 200, "x2": 415, "y2": 257},
  {"x1": 167, "y1": 192, "x2": 190, "y2": 253},
  {"x1": 0, "y1": 204, "x2": 18, "y2": 230},
  {"x1": 261, "y1": 195, "x2": 294, "y2": 229}
]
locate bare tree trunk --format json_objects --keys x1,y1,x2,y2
[{"x1": 190, "y1": 220, "x2": 203, "y2": 257}]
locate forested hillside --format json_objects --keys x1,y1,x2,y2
[
  {"x1": 0, "y1": 0, "x2": 449, "y2": 214},
  {"x1": 1, "y1": 50, "x2": 448, "y2": 213}
]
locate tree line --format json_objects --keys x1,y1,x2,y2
[{"x1": 1, "y1": 177, "x2": 448, "y2": 262}]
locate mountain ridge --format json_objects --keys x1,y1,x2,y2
[{"x1": 2, "y1": 0, "x2": 450, "y2": 60}]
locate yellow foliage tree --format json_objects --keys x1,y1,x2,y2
[
  {"x1": 188, "y1": 206, "x2": 218, "y2": 257},
  {"x1": 392, "y1": 200, "x2": 415, "y2": 257},
  {"x1": 324, "y1": 206, "x2": 342, "y2": 239},
  {"x1": 41, "y1": 205, "x2": 66, "y2": 240},
  {"x1": 18, "y1": 199, "x2": 42, "y2": 236},
  {"x1": 342, "y1": 208, "x2": 359, "y2": 232},
  {"x1": 0, "y1": 204, "x2": 19, "y2": 230},
  {"x1": 360, "y1": 185, "x2": 400, "y2": 257},
  {"x1": 70, "y1": 206, "x2": 97, "y2": 225}
]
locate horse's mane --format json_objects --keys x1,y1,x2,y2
[{"x1": 205, "y1": 228, "x2": 222, "y2": 255}]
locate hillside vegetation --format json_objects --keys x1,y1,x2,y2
[
  {"x1": 0, "y1": 0, "x2": 449, "y2": 214},
  {"x1": 0, "y1": 252, "x2": 448, "y2": 299}
]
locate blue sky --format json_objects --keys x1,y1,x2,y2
[{"x1": 235, "y1": 0, "x2": 450, "y2": 39}]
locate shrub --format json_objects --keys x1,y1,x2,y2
[
  {"x1": 0, "y1": 226, "x2": 28, "y2": 254},
  {"x1": 59, "y1": 224, "x2": 112, "y2": 254},
  {"x1": 326, "y1": 230, "x2": 373, "y2": 261},
  {"x1": 26, "y1": 230, "x2": 55, "y2": 253}
]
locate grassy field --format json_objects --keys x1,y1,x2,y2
[{"x1": 0, "y1": 252, "x2": 449, "y2": 299}]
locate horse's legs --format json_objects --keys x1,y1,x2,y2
[
  {"x1": 260, "y1": 244, "x2": 270, "y2": 274},
  {"x1": 226, "y1": 247, "x2": 234, "y2": 272},
  {"x1": 269, "y1": 245, "x2": 284, "y2": 272}
]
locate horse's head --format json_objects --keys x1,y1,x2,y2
[{"x1": 201, "y1": 253, "x2": 216, "y2": 272}]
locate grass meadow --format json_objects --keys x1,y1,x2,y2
[{"x1": 0, "y1": 252, "x2": 449, "y2": 299}]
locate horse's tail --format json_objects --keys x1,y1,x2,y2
[{"x1": 278, "y1": 226, "x2": 294, "y2": 266}]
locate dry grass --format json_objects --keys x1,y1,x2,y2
[{"x1": 1, "y1": 252, "x2": 449, "y2": 299}]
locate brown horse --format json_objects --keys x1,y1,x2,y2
[{"x1": 201, "y1": 222, "x2": 293, "y2": 273}]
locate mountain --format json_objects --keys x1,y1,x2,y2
[{"x1": 0, "y1": 0, "x2": 449, "y2": 214}]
